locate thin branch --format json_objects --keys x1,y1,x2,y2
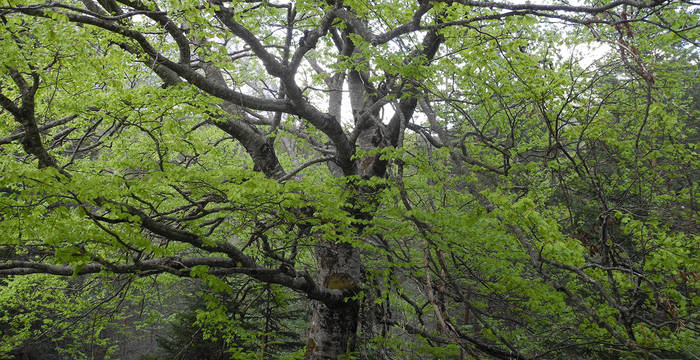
[{"x1": 279, "y1": 156, "x2": 335, "y2": 181}]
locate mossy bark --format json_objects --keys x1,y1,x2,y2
[{"x1": 306, "y1": 242, "x2": 361, "y2": 360}]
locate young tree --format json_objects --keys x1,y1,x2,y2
[{"x1": 0, "y1": 0, "x2": 697, "y2": 358}]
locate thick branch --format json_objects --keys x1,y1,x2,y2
[
  {"x1": 386, "y1": 29, "x2": 444, "y2": 147},
  {"x1": 98, "y1": 200, "x2": 351, "y2": 305},
  {"x1": 117, "y1": 0, "x2": 191, "y2": 64},
  {"x1": 214, "y1": 6, "x2": 286, "y2": 77},
  {"x1": 0, "y1": 115, "x2": 78, "y2": 145},
  {"x1": 445, "y1": 0, "x2": 666, "y2": 14},
  {"x1": 6, "y1": 5, "x2": 292, "y2": 113},
  {"x1": 0, "y1": 256, "x2": 351, "y2": 305},
  {"x1": 2, "y1": 68, "x2": 60, "y2": 169},
  {"x1": 334, "y1": 2, "x2": 432, "y2": 46}
]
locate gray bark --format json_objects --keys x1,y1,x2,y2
[{"x1": 307, "y1": 242, "x2": 362, "y2": 359}]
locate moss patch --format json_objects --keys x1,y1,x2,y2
[
  {"x1": 325, "y1": 273, "x2": 358, "y2": 290},
  {"x1": 304, "y1": 338, "x2": 316, "y2": 359}
]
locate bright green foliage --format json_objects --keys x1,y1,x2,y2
[
  {"x1": 0, "y1": 0, "x2": 697, "y2": 359},
  {"x1": 0, "y1": 274, "x2": 153, "y2": 359}
]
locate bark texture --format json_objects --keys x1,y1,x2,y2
[{"x1": 307, "y1": 242, "x2": 361, "y2": 360}]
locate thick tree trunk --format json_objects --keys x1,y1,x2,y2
[
  {"x1": 307, "y1": 242, "x2": 361, "y2": 360},
  {"x1": 307, "y1": 300, "x2": 360, "y2": 359},
  {"x1": 306, "y1": 27, "x2": 387, "y2": 359}
]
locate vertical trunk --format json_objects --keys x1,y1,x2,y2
[
  {"x1": 307, "y1": 242, "x2": 361, "y2": 360},
  {"x1": 307, "y1": 25, "x2": 387, "y2": 360}
]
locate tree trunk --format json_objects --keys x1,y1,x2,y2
[{"x1": 307, "y1": 242, "x2": 361, "y2": 359}]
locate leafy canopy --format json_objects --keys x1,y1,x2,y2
[{"x1": 0, "y1": 0, "x2": 698, "y2": 358}]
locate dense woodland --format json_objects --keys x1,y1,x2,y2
[{"x1": 0, "y1": 0, "x2": 698, "y2": 358}]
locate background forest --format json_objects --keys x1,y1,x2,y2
[{"x1": 0, "y1": 0, "x2": 698, "y2": 359}]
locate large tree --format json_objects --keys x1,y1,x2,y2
[{"x1": 0, "y1": 0, "x2": 697, "y2": 358}]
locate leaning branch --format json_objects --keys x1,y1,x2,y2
[
  {"x1": 2, "y1": 5, "x2": 292, "y2": 113},
  {"x1": 391, "y1": 321, "x2": 531, "y2": 360},
  {"x1": 87, "y1": 200, "x2": 352, "y2": 305},
  {"x1": 443, "y1": 0, "x2": 666, "y2": 14}
]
